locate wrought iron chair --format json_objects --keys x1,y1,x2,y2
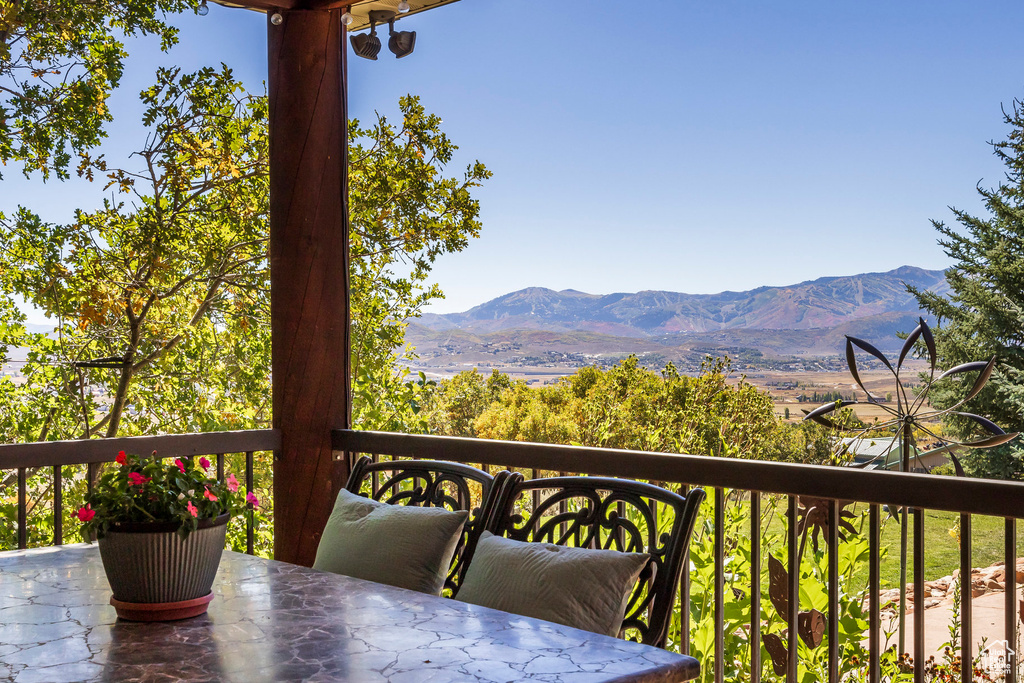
[
  {"x1": 477, "y1": 472, "x2": 705, "y2": 648},
  {"x1": 343, "y1": 456, "x2": 505, "y2": 595}
]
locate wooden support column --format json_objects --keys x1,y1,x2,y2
[{"x1": 268, "y1": 7, "x2": 351, "y2": 566}]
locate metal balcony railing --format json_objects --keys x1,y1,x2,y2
[
  {"x1": 333, "y1": 429, "x2": 1024, "y2": 683},
  {"x1": 0, "y1": 429, "x2": 279, "y2": 555},
  {"x1": 5, "y1": 427, "x2": 1024, "y2": 683}
]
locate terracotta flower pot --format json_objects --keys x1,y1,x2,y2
[{"x1": 98, "y1": 513, "x2": 229, "y2": 621}]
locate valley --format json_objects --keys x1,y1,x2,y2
[{"x1": 403, "y1": 266, "x2": 944, "y2": 421}]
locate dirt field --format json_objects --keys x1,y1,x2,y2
[{"x1": 737, "y1": 360, "x2": 931, "y2": 425}]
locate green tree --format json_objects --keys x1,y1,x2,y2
[
  {"x1": 911, "y1": 98, "x2": 1024, "y2": 480},
  {"x1": 421, "y1": 368, "x2": 512, "y2": 437},
  {"x1": 349, "y1": 97, "x2": 491, "y2": 433},
  {"x1": 1, "y1": 65, "x2": 269, "y2": 442},
  {"x1": 1, "y1": 73, "x2": 489, "y2": 440},
  {"x1": 444, "y1": 356, "x2": 829, "y2": 464},
  {"x1": 0, "y1": 0, "x2": 194, "y2": 178},
  {"x1": 0, "y1": 69, "x2": 489, "y2": 549}
]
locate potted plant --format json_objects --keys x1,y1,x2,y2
[{"x1": 76, "y1": 450, "x2": 260, "y2": 621}]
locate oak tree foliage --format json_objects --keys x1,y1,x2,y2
[
  {"x1": 0, "y1": 67, "x2": 490, "y2": 548},
  {"x1": 349, "y1": 96, "x2": 491, "y2": 432},
  {"x1": 1, "y1": 65, "x2": 269, "y2": 442},
  {"x1": 0, "y1": 0, "x2": 195, "y2": 179},
  {"x1": 423, "y1": 356, "x2": 836, "y2": 464},
  {"x1": 0, "y1": 69, "x2": 488, "y2": 441}
]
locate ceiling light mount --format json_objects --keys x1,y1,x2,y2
[{"x1": 367, "y1": 9, "x2": 397, "y2": 25}]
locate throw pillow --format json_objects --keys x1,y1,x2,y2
[
  {"x1": 455, "y1": 531, "x2": 649, "y2": 637},
  {"x1": 313, "y1": 488, "x2": 469, "y2": 595}
]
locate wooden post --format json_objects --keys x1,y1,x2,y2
[{"x1": 268, "y1": 8, "x2": 351, "y2": 566}]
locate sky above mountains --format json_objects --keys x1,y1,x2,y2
[{"x1": 5, "y1": 1, "x2": 1024, "y2": 322}]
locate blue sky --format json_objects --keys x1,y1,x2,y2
[{"x1": 5, "y1": 0, "x2": 1024, "y2": 318}]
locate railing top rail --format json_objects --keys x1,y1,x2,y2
[
  {"x1": 0, "y1": 429, "x2": 280, "y2": 468},
  {"x1": 334, "y1": 429, "x2": 1024, "y2": 519}
]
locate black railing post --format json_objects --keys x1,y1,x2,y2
[
  {"x1": 787, "y1": 496, "x2": 799, "y2": 683},
  {"x1": 869, "y1": 504, "x2": 881, "y2": 683},
  {"x1": 960, "y1": 513, "x2": 972, "y2": 683},
  {"x1": 17, "y1": 467, "x2": 27, "y2": 549},
  {"x1": 750, "y1": 492, "x2": 761, "y2": 683},
  {"x1": 1006, "y1": 518, "x2": 1017, "y2": 683},
  {"x1": 828, "y1": 499, "x2": 840, "y2": 683},
  {"x1": 53, "y1": 465, "x2": 63, "y2": 545},
  {"x1": 713, "y1": 488, "x2": 724, "y2": 683},
  {"x1": 913, "y1": 508, "x2": 924, "y2": 682},
  {"x1": 246, "y1": 451, "x2": 255, "y2": 555}
]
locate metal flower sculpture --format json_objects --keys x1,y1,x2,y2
[
  {"x1": 803, "y1": 317, "x2": 1017, "y2": 474},
  {"x1": 796, "y1": 497, "x2": 857, "y2": 553},
  {"x1": 801, "y1": 316, "x2": 1017, "y2": 658}
]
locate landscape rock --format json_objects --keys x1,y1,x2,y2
[{"x1": 880, "y1": 558, "x2": 1022, "y2": 609}]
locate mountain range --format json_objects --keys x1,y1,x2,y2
[{"x1": 407, "y1": 266, "x2": 949, "y2": 369}]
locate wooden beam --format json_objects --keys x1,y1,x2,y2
[
  {"x1": 269, "y1": 8, "x2": 351, "y2": 566},
  {"x1": 213, "y1": 0, "x2": 460, "y2": 29}
]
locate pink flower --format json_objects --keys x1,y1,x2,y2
[
  {"x1": 115, "y1": 451, "x2": 127, "y2": 466},
  {"x1": 226, "y1": 474, "x2": 239, "y2": 493},
  {"x1": 204, "y1": 488, "x2": 218, "y2": 502},
  {"x1": 187, "y1": 501, "x2": 198, "y2": 518},
  {"x1": 199, "y1": 457, "x2": 211, "y2": 470},
  {"x1": 246, "y1": 492, "x2": 260, "y2": 508},
  {"x1": 128, "y1": 472, "x2": 151, "y2": 486},
  {"x1": 175, "y1": 459, "x2": 186, "y2": 474},
  {"x1": 76, "y1": 505, "x2": 95, "y2": 522}
]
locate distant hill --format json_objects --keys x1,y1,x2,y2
[
  {"x1": 417, "y1": 266, "x2": 947, "y2": 339},
  {"x1": 405, "y1": 267, "x2": 948, "y2": 372}
]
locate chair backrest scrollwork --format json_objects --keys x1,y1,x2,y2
[
  {"x1": 345, "y1": 456, "x2": 499, "y2": 595},
  {"x1": 482, "y1": 473, "x2": 705, "y2": 648}
]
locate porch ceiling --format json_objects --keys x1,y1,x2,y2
[{"x1": 210, "y1": 0, "x2": 460, "y2": 31}]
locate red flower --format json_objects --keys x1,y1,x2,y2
[
  {"x1": 76, "y1": 505, "x2": 95, "y2": 522},
  {"x1": 128, "y1": 472, "x2": 151, "y2": 486},
  {"x1": 246, "y1": 492, "x2": 260, "y2": 508},
  {"x1": 204, "y1": 488, "x2": 218, "y2": 502},
  {"x1": 115, "y1": 451, "x2": 127, "y2": 466},
  {"x1": 174, "y1": 459, "x2": 186, "y2": 474},
  {"x1": 226, "y1": 474, "x2": 239, "y2": 493},
  {"x1": 187, "y1": 501, "x2": 198, "y2": 518},
  {"x1": 199, "y1": 457, "x2": 211, "y2": 470}
]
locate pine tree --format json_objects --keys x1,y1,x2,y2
[{"x1": 911, "y1": 98, "x2": 1024, "y2": 479}]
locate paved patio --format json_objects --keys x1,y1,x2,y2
[{"x1": 873, "y1": 587, "x2": 1021, "y2": 671}]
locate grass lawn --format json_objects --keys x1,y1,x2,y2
[{"x1": 873, "y1": 507, "x2": 1022, "y2": 587}]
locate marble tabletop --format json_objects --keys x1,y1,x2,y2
[{"x1": 0, "y1": 545, "x2": 699, "y2": 683}]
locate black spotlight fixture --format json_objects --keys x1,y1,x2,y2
[
  {"x1": 387, "y1": 19, "x2": 416, "y2": 59},
  {"x1": 350, "y1": 11, "x2": 390, "y2": 60}
]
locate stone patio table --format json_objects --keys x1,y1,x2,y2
[{"x1": 0, "y1": 545, "x2": 699, "y2": 682}]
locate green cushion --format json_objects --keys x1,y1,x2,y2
[
  {"x1": 313, "y1": 488, "x2": 469, "y2": 595},
  {"x1": 455, "y1": 531, "x2": 650, "y2": 637}
]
